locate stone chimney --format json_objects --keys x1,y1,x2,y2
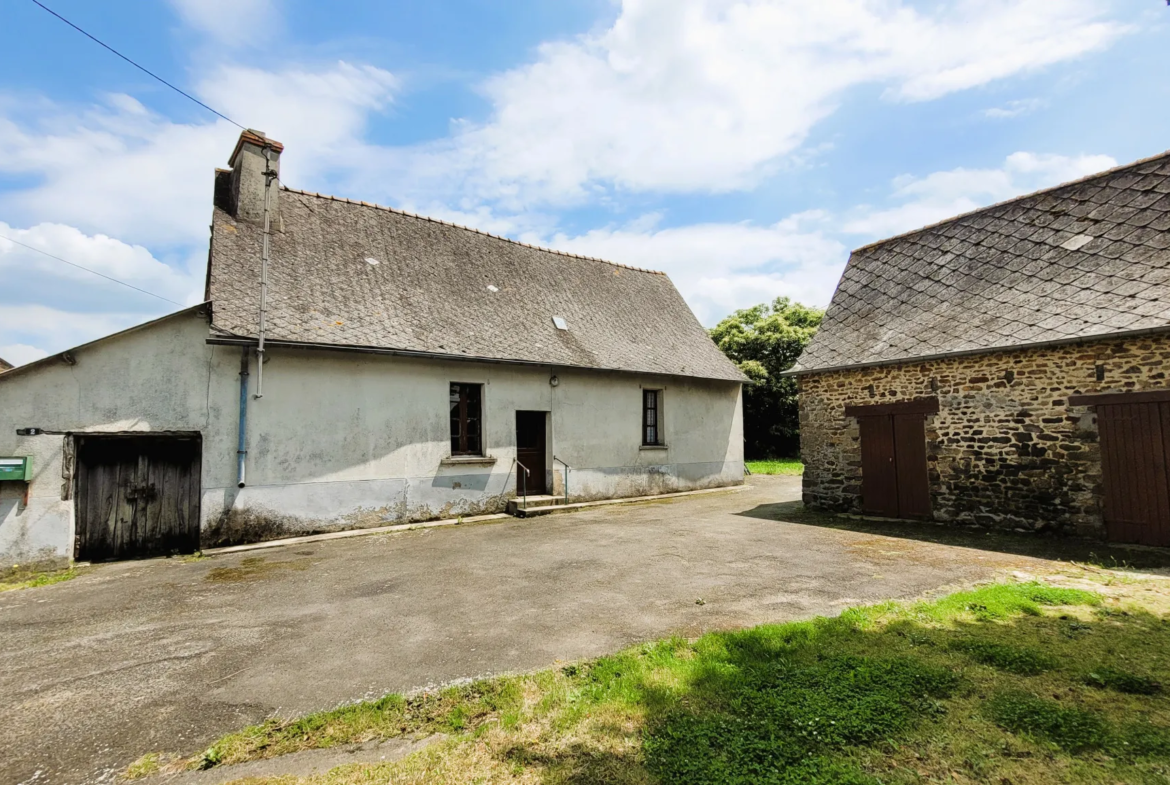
[{"x1": 216, "y1": 129, "x2": 283, "y2": 225}]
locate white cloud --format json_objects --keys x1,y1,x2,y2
[
  {"x1": 0, "y1": 222, "x2": 203, "y2": 361},
  {"x1": 0, "y1": 61, "x2": 396, "y2": 246},
  {"x1": 539, "y1": 148, "x2": 1120, "y2": 322},
  {"x1": 844, "y1": 151, "x2": 1118, "y2": 238},
  {"x1": 169, "y1": 0, "x2": 279, "y2": 46},
  {"x1": 197, "y1": 62, "x2": 398, "y2": 180},
  {"x1": 0, "y1": 344, "x2": 48, "y2": 368},
  {"x1": 547, "y1": 211, "x2": 848, "y2": 322},
  {"x1": 390, "y1": 0, "x2": 1127, "y2": 205},
  {"x1": 984, "y1": 98, "x2": 1047, "y2": 119},
  {"x1": 0, "y1": 305, "x2": 150, "y2": 360},
  {"x1": 0, "y1": 222, "x2": 200, "y2": 307}
]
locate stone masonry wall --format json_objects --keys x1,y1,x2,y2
[{"x1": 798, "y1": 333, "x2": 1170, "y2": 537}]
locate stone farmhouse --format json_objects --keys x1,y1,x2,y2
[
  {"x1": 793, "y1": 151, "x2": 1170, "y2": 548},
  {"x1": 0, "y1": 130, "x2": 745, "y2": 567}
]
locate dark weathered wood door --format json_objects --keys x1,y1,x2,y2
[
  {"x1": 1096, "y1": 402, "x2": 1170, "y2": 547},
  {"x1": 76, "y1": 435, "x2": 202, "y2": 561},
  {"x1": 515, "y1": 411, "x2": 547, "y2": 495},
  {"x1": 859, "y1": 415, "x2": 899, "y2": 516},
  {"x1": 858, "y1": 413, "x2": 930, "y2": 519}
]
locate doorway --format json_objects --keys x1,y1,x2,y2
[
  {"x1": 1094, "y1": 401, "x2": 1170, "y2": 547},
  {"x1": 75, "y1": 434, "x2": 202, "y2": 561},
  {"x1": 848, "y1": 398, "x2": 935, "y2": 519},
  {"x1": 515, "y1": 411, "x2": 548, "y2": 495}
]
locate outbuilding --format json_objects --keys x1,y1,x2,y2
[
  {"x1": 793, "y1": 151, "x2": 1170, "y2": 548},
  {"x1": 0, "y1": 130, "x2": 745, "y2": 568}
]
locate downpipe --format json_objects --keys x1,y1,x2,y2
[{"x1": 237, "y1": 347, "x2": 249, "y2": 487}]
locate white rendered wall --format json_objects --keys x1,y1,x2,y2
[
  {"x1": 0, "y1": 311, "x2": 743, "y2": 566},
  {"x1": 0, "y1": 310, "x2": 216, "y2": 567}
]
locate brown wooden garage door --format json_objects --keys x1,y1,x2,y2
[
  {"x1": 1095, "y1": 402, "x2": 1170, "y2": 547},
  {"x1": 75, "y1": 434, "x2": 202, "y2": 561}
]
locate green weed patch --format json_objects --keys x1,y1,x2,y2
[
  {"x1": 986, "y1": 691, "x2": 1111, "y2": 753},
  {"x1": 948, "y1": 639, "x2": 1058, "y2": 675},
  {"x1": 1084, "y1": 665, "x2": 1162, "y2": 695},
  {"x1": 644, "y1": 655, "x2": 956, "y2": 784},
  {"x1": 0, "y1": 566, "x2": 80, "y2": 592}
]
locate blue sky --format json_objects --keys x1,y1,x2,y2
[{"x1": 1, "y1": 0, "x2": 1168, "y2": 366}]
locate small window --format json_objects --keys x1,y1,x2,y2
[
  {"x1": 643, "y1": 389, "x2": 662, "y2": 446},
  {"x1": 450, "y1": 383, "x2": 483, "y2": 455}
]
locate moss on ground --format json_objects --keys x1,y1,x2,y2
[
  {"x1": 0, "y1": 565, "x2": 81, "y2": 592},
  {"x1": 139, "y1": 575, "x2": 1170, "y2": 784}
]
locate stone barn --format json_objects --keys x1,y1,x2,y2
[{"x1": 792, "y1": 150, "x2": 1170, "y2": 548}]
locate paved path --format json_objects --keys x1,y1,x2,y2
[{"x1": 1, "y1": 476, "x2": 1075, "y2": 784}]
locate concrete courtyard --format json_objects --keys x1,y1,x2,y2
[{"x1": 0, "y1": 476, "x2": 1128, "y2": 784}]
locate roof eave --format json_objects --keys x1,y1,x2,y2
[
  {"x1": 784, "y1": 323, "x2": 1170, "y2": 377},
  {"x1": 207, "y1": 334, "x2": 746, "y2": 383}
]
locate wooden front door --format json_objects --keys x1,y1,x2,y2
[
  {"x1": 515, "y1": 411, "x2": 547, "y2": 495},
  {"x1": 75, "y1": 435, "x2": 202, "y2": 561},
  {"x1": 1096, "y1": 402, "x2": 1170, "y2": 547},
  {"x1": 857, "y1": 412, "x2": 931, "y2": 519}
]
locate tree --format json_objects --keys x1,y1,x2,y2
[{"x1": 709, "y1": 297, "x2": 824, "y2": 459}]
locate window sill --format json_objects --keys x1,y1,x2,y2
[
  {"x1": 640, "y1": 444, "x2": 668, "y2": 451},
  {"x1": 440, "y1": 455, "x2": 498, "y2": 466}
]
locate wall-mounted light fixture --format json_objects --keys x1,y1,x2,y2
[{"x1": 549, "y1": 375, "x2": 560, "y2": 387}]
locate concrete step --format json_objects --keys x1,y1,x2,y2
[
  {"x1": 508, "y1": 485, "x2": 746, "y2": 518},
  {"x1": 506, "y1": 495, "x2": 565, "y2": 515}
]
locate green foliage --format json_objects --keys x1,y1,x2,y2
[
  {"x1": 986, "y1": 690, "x2": 1170, "y2": 759},
  {"x1": 1084, "y1": 666, "x2": 1162, "y2": 695},
  {"x1": 745, "y1": 459, "x2": 804, "y2": 475},
  {"x1": 948, "y1": 639, "x2": 1059, "y2": 675},
  {"x1": 1118, "y1": 720, "x2": 1170, "y2": 758},
  {"x1": 644, "y1": 654, "x2": 956, "y2": 784},
  {"x1": 986, "y1": 691, "x2": 1111, "y2": 753},
  {"x1": 917, "y1": 582, "x2": 1100, "y2": 623},
  {"x1": 709, "y1": 297, "x2": 823, "y2": 458}
]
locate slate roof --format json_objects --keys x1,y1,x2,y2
[
  {"x1": 207, "y1": 188, "x2": 744, "y2": 382},
  {"x1": 794, "y1": 151, "x2": 1170, "y2": 373}
]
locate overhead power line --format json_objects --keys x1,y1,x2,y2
[
  {"x1": 0, "y1": 233, "x2": 184, "y2": 306},
  {"x1": 27, "y1": 0, "x2": 247, "y2": 130}
]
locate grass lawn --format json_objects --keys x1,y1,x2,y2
[
  {"x1": 746, "y1": 459, "x2": 804, "y2": 475},
  {"x1": 134, "y1": 573, "x2": 1170, "y2": 784}
]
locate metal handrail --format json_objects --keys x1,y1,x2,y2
[
  {"x1": 510, "y1": 457, "x2": 530, "y2": 510},
  {"x1": 553, "y1": 456, "x2": 570, "y2": 501}
]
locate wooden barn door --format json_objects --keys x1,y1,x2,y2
[
  {"x1": 858, "y1": 415, "x2": 899, "y2": 517},
  {"x1": 76, "y1": 435, "x2": 202, "y2": 561},
  {"x1": 849, "y1": 398, "x2": 937, "y2": 520},
  {"x1": 892, "y1": 414, "x2": 931, "y2": 518},
  {"x1": 1095, "y1": 402, "x2": 1170, "y2": 547}
]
